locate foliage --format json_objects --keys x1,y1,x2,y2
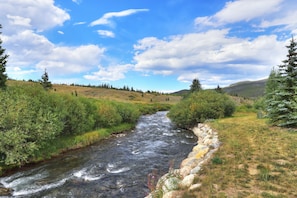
[
  {"x1": 115, "y1": 103, "x2": 140, "y2": 124},
  {"x1": 0, "y1": 83, "x2": 145, "y2": 167},
  {"x1": 0, "y1": 24, "x2": 8, "y2": 89},
  {"x1": 168, "y1": 90, "x2": 235, "y2": 128},
  {"x1": 96, "y1": 100, "x2": 122, "y2": 128},
  {"x1": 190, "y1": 78, "x2": 202, "y2": 93},
  {"x1": 40, "y1": 69, "x2": 52, "y2": 90},
  {"x1": 0, "y1": 86, "x2": 62, "y2": 166},
  {"x1": 265, "y1": 37, "x2": 297, "y2": 127}
]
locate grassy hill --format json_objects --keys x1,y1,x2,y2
[
  {"x1": 223, "y1": 79, "x2": 267, "y2": 98},
  {"x1": 7, "y1": 80, "x2": 182, "y2": 104},
  {"x1": 172, "y1": 79, "x2": 267, "y2": 99}
]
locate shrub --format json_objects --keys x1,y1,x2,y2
[
  {"x1": 168, "y1": 90, "x2": 235, "y2": 128},
  {"x1": 0, "y1": 86, "x2": 63, "y2": 165},
  {"x1": 96, "y1": 101, "x2": 122, "y2": 127},
  {"x1": 115, "y1": 103, "x2": 140, "y2": 124}
]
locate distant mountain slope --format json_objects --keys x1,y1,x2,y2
[
  {"x1": 222, "y1": 79, "x2": 267, "y2": 98},
  {"x1": 172, "y1": 79, "x2": 267, "y2": 99}
]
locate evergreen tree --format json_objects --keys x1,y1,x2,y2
[
  {"x1": 265, "y1": 37, "x2": 297, "y2": 127},
  {"x1": 190, "y1": 78, "x2": 202, "y2": 93},
  {"x1": 0, "y1": 24, "x2": 8, "y2": 90},
  {"x1": 215, "y1": 85, "x2": 224, "y2": 93},
  {"x1": 40, "y1": 69, "x2": 52, "y2": 90}
]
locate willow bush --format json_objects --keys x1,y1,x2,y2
[
  {"x1": 0, "y1": 86, "x2": 63, "y2": 165},
  {"x1": 0, "y1": 84, "x2": 146, "y2": 166},
  {"x1": 168, "y1": 90, "x2": 235, "y2": 128}
]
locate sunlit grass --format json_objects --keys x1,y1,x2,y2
[
  {"x1": 187, "y1": 112, "x2": 297, "y2": 197},
  {"x1": 7, "y1": 80, "x2": 182, "y2": 104}
]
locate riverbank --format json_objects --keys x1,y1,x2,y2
[
  {"x1": 146, "y1": 123, "x2": 220, "y2": 198},
  {"x1": 0, "y1": 123, "x2": 134, "y2": 177},
  {"x1": 0, "y1": 111, "x2": 196, "y2": 197},
  {"x1": 147, "y1": 112, "x2": 297, "y2": 197},
  {"x1": 191, "y1": 112, "x2": 297, "y2": 197}
]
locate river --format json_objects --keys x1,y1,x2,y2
[{"x1": 0, "y1": 111, "x2": 197, "y2": 198}]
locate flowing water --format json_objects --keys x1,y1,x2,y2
[{"x1": 0, "y1": 111, "x2": 197, "y2": 198}]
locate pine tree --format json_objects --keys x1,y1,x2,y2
[
  {"x1": 0, "y1": 24, "x2": 8, "y2": 90},
  {"x1": 40, "y1": 69, "x2": 52, "y2": 90},
  {"x1": 190, "y1": 78, "x2": 202, "y2": 93},
  {"x1": 265, "y1": 37, "x2": 297, "y2": 127},
  {"x1": 215, "y1": 85, "x2": 224, "y2": 93}
]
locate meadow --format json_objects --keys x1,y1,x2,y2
[{"x1": 185, "y1": 111, "x2": 297, "y2": 197}]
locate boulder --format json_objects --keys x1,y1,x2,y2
[{"x1": 0, "y1": 186, "x2": 13, "y2": 196}]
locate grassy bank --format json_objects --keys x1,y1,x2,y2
[
  {"x1": 0, "y1": 123, "x2": 134, "y2": 176},
  {"x1": 187, "y1": 112, "x2": 297, "y2": 197}
]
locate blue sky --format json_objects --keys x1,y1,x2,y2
[{"x1": 1, "y1": 0, "x2": 296, "y2": 92}]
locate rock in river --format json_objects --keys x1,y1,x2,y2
[{"x1": 0, "y1": 186, "x2": 13, "y2": 196}]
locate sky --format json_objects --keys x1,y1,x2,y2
[{"x1": 0, "y1": 0, "x2": 297, "y2": 92}]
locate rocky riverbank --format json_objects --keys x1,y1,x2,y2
[{"x1": 146, "y1": 123, "x2": 220, "y2": 198}]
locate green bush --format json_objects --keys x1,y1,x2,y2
[
  {"x1": 115, "y1": 103, "x2": 140, "y2": 124},
  {"x1": 0, "y1": 83, "x2": 145, "y2": 167},
  {"x1": 0, "y1": 86, "x2": 63, "y2": 166},
  {"x1": 96, "y1": 101, "x2": 122, "y2": 127},
  {"x1": 168, "y1": 90, "x2": 235, "y2": 128}
]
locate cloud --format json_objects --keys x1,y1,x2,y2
[
  {"x1": 133, "y1": 30, "x2": 286, "y2": 87},
  {"x1": 74, "y1": 21, "x2": 86, "y2": 26},
  {"x1": 72, "y1": 0, "x2": 82, "y2": 4},
  {"x1": 35, "y1": 45, "x2": 105, "y2": 74},
  {"x1": 195, "y1": 0, "x2": 283, "y2": 27},
  {"x1": 84, "y1": 64, "x2": 133, "y2": 82},
  {"x1": 97, "y1": 30, "x2": 115, "y2": 38},
  {"x1": 58, "y1": 31, "x2": 64, "y2": 35},
  {"x1": 0, "y1": 0, "x2": 70, "y2": 33},
  {"x1": 4, "y1": 29, "x2": 105, "y2": 80},
  {"x1": 6, "y1": 15, "x2": 31, "y2": 27},
  {"x1": 90, "y1": 9, "x2": 149, "y2": 27}
]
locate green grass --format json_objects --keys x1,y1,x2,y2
[
  {"x1": 186, "y1": 112, "x2": 297, "y2": 197},
  {"x1": 0, "y1": 123, "x2": 134, "y2": 176}
]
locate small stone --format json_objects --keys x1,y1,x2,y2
[
  {"x1": 180, "y1": 166, "x2": 192, "y2": 178},
  {"x1": 190, "y1": 165, "x2": 201, "y2": 174},
  {"x1": 195, "y1": 147, "x2": 209, "y2": 159},
  {"x1": 189, "y1": 183, "x2": 202, "y2": 191},
  {"x1": 180, "y1": 174, "x2": 195, "y2": 188},
  {"x1": 161, "y1": 176, "x2": 181, "y2": 194}
]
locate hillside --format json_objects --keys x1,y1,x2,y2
[
  {"x1": 7, "y1": 80, "x2": 182, "y2": 104},
  {"x1": 223, "y1": 79, "x2": 267, "y2": 98},
  {"x1": 172, "y1": 79, "x2": 267, "y2": 99}
]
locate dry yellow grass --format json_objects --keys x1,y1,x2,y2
[
  {"x1": 52, "y1": 84, "x2": 182, "y2": 104},
  {"x1": 186, "y1": 112, "x2": 297, "y2": 198},
  {"x1": 7, "y1": 80, "x2": 182, "y2": 104}
]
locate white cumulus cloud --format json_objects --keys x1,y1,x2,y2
[
  {"x1": 0, "y1": 0, "x2": 70, "y2": 33},
  {"x1": 195, "y1": 0, "x2": 284, "y2": 27},
  {"x1": 133, "y1": 30, "x2": 286, "y2": 87},
  {"x1": 84, "y1": 64, "x2": 133, "y2": 82}
]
